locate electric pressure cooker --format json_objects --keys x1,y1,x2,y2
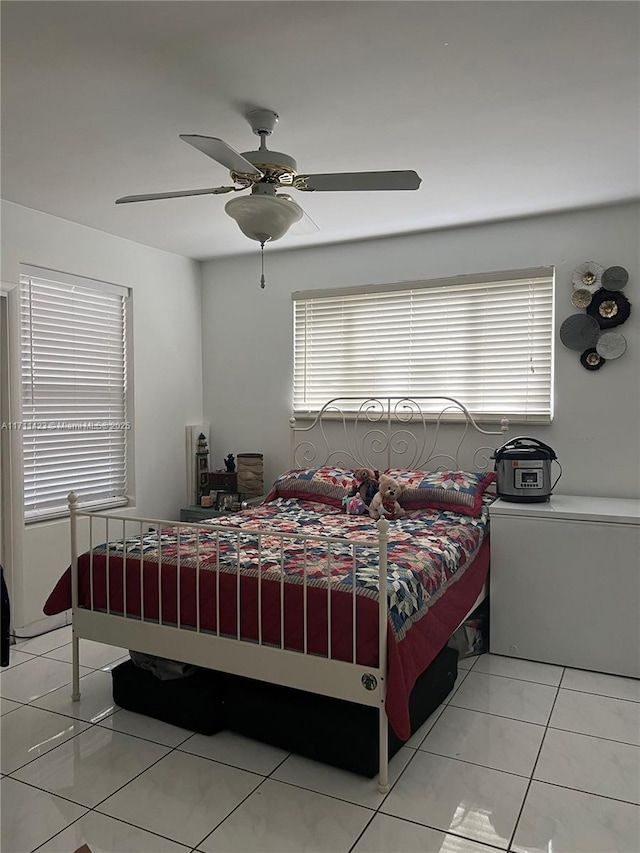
[{"x1": 492, "y1": 437, "x2": 562, "y2": 503}]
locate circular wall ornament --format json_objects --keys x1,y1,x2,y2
[
  {"x1": 602, "y1": 266, "x2": 629, "y2": 291},
  {"x1": 571, "y1": 288, "x2": 592, "y2": 308},
  {"x1": 580, "y1": 348, "x2": 605, "y2": 371},
  {"x1": 596, "y1": 331, "x2": 627, "y2": 360},
  {"x1": 559, "y1": 314, "x2": 600, "y2": 350},
  {"x1": 586, "y1": 289, "x2": 631, "y2": 329},
  {"x1": 572, "y1": 261, "x2": 603, "y2": 293}
]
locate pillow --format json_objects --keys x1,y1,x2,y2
[
  {"x1": 384, "y1": 468, "x2": 496, "y2": 517},
  {"x1": 265, "y1": 466, "x2": 354, "y2": 508}
]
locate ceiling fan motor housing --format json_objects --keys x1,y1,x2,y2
[{"x1": 240, "y1": 149, "x2": 298, "y2": 174}]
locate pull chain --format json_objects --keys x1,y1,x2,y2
[{"x1": 260, "y1": 240, "x2": 266, "y2": 289}]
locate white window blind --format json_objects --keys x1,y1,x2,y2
[
  {"x1": 293, "y1": 268, "x2": 554, "y2": 421},
  {"x1": 20, "y1": 267, "x2": 130, "y2": 521}
]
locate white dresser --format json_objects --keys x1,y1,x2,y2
[{"x1": 489, "y1": 495, "x2": 640, "y2": 678}]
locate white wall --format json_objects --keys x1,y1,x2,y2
[
  {"x1": 201, "y1": 202, "x2": 640, "y2": 500},
  {"x1": 1, "y1": 200, "x2": 203, "y2": 631}
]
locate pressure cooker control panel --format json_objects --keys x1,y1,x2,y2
[{"x1": 513, "y1": 463, "x2": 544, "y2": 490}]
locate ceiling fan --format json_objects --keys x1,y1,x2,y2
[{"x1": 115, "y1": 109, "x2": 422, "y2": 247}]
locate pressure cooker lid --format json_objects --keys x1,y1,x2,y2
[{"x1": 499, "y1": 446, "x2": 552, "y2": 461}]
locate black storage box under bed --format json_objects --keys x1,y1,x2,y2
[
  {"x1": 112, "y1": 644, "x2": 458, "y2": 776},
  {"x1": 224, "y1": 645, "x2": 457, "y2": 776},
  {"x1": 112, "y1": 660, "x2": 227, "y2": 735}
]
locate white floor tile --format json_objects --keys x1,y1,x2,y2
[
  {"x1": 271, "y1": 747, "x2": 413, "y2": 810},
  {"x1": 13, "y1": 625, "x2": 72, "y2": 655},
  {"x1": 419, "y1": 705, "x2": 545, "y2": 777},
  {"x1": 561, "y1": 668, "x2": 640, "y2": 703},
  {"x1": 0, "y1": 656, "x2": 92, "y2": 704},
  {"x1": 381, "y1": 751, "x2": 528, "y2": 849},
  {"x1": 199, "y1": 778, "x2": 373, "y2": 853},
  {"x1": 0, "y1": 696, "x2": 22, "y2": 716},
  {"x1": 45, "y1": 639, "x2": 127, "y2": 669},
  {"x1": 534, "y1": 727, "x2": 640, "y2": 805},
  {"x1": 0, "y1": 777, "x2": 87, "y2": 853},
  {"x1": 472, "y1": 654, "x2": 563, "y2": 686},
  {"x1": 512, "y1": 780, "x2": 640, "y2": 853},
  {"x1": 179, "y1": 730, "x2": 289, "y2": 775},
  {"x1": 449, "y1": 671, "x2": 557, "y2": 724},
  {"x1": 99, "y1": 708, "x2": 193, "y2": 747},
  {"x1": 32, "y1": 669, "x2": 118, "y2": 723},
  {"x1": 404, "y1": 704, "x2": 446, "y2": 748},
  {"x1": 352, "y1": 812, "x2": 503, "y2": 852},
  {"x1": 550, "y1": 688, "x2": 640, "y2": 746},
  {"x1": 36, "y1": 810, "x2": 191, "y2": 853},
  {"x1": 98, "y1": 749, "x2": 263, "y2": 848},
  {"x1": 457, "y1": 655, "x2": 478, "y2": 671},
  {"x1": 0, "y1": 705, "x2": 90, "y2": 774},
  {"x1": 4, "y1": 648, "x2": 36, "y2": 669},
  {"x1": 13, "y1": 726, "x2": 170, "y2": 808}
]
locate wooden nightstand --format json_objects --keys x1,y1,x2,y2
[{"x1": 179, "y1": 505, "x2": 229, "y2": 523}]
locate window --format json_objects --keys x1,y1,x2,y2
[
  {"x1": 20, "y1": 266, "x2": 131, "y2": 521},
  {"x1": 293, "y1": 267, "x2": 554, "y2": 422}
]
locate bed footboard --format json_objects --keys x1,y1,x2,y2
[{"x1": 68, "y1": 492, "x2": 392, "y2": 792}]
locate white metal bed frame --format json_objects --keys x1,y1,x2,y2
[{"x1": 68, "y1": 396, "x2": 507, "y2": 792}]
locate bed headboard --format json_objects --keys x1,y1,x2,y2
[{"x1": 290, "y1": 397, "x2": 509, "y2": 473}]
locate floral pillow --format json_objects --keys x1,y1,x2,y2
[
  {"x1": 384, "y1": 468, "x2": 496, "y2": 517},
  {"x1": 265, "y1": 466, "x2": 354, "y2": 508}
]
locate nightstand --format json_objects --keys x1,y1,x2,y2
[
  {"x1": 489, "y1": 495, "x2": 640, "y2": 677},
  {"x1": 179, "y1": 505, "x2": 229, "y2": 523}
]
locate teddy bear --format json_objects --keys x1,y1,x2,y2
[
  {"x1": 368, "y1": 474, "x2": 406, "y2": 520},
  {"x1": 342, "y1": 468, "x2": 379, "y2": 515}
]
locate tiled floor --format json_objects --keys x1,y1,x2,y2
[{"x1": 1, "y1": 627, "x2": 639, "y2": 852}]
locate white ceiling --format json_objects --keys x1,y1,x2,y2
[{"x1": 2, "y1": 1, "x2": 639, "y2": 261}]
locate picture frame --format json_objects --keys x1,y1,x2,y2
[{"x1": 216, "y1": 491, "x2": 240, "y2": 511}]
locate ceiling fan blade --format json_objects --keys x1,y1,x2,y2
[
  {"x1": 180, "y1": 135, "x2": 263, "y2": 176},
  {"x1": 275, "y1": 193, "x2": 319, "y2": 235},
  {"x1": 302, "y1": 170, "x2": 422, "y2": 192},
  {"x1": 290, "y1": 208, "x2": 319, "y2": 236},
  {"x1": 115, "y1": 186, "x2": 239, "y2": 204}
]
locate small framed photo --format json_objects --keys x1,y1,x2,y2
[{"x1": 216, "y1": 491, "x2": 240, "y2": 511}]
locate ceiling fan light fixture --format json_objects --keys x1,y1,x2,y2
[{"x1": 225, "y1": 193, "x2": 303, "y2": 243}]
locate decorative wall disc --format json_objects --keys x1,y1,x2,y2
[
  {"x1": 559, "y1": 314, "x2": 600, "y2": 350},
  {"x1": 602, "y1": 266, "x2": 629, "y2": 291},
  {"x1": 571, "y1": 288, "x2": 592, "y2": 308},
  {"x1": 572, "y1": 261, "x2": 603, "y2": 293},
  {"x1": 596, "y1": 331, "x2": 627, "y2": 360},
  {"x1": 580, "y1": 348, "x2": 605, "y2": 370},
  {"x1": 586, "y1": 289, "x2": 631, "y2": 329}
]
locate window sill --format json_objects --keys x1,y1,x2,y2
[{"x1": 25, "y1": 497, "x2": 130, "y2": 525}]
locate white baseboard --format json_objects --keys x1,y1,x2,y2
[{"x1": 11, "y1": 609, "x2": 69, "y2": 640}]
